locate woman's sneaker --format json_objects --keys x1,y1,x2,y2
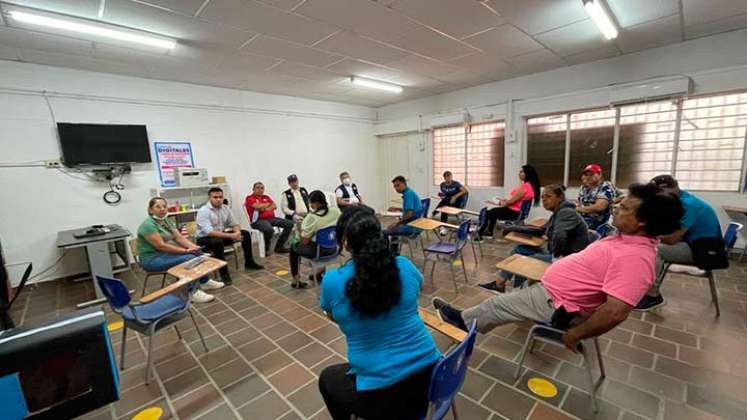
[
  {"x1": 192, "y1": 290, "x2": 215, "y2": 303},
  {"x1": 202, "y1": 279, "x2": 225, "y2": 290}
]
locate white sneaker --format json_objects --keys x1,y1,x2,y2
[
  {"x1": 669, "y1": 264, "x2": 706, "y2": 276},
  {"x1": 192, "y1": 290, "x2": 215, "y2": 303},
  {"x1": 202, "y1": 279, "x2": 225, "y2": 290}
]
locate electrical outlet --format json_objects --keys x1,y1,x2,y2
[{"x1": 45, "y1": 160, "x2": 62, "y2": 168}]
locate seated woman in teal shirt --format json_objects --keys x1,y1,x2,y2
[{"x1": 319, "y1": 206, "x2": 441, "y2": 420}]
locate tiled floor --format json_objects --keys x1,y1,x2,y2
[{"x1": 9, "y1": 234, "x2": 747, "y2": 420}]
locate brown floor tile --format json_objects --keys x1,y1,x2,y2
[
  {"x1": 250, "y1": 312, "x2": 283, "y2": 329},
  {"x1": 190, "y1": 334, "x2": 226, "y2": 356},
  {"x1": 225, "y1": 326, "x2": 260, "y2": 347},
  {"x1": 237, "y1": 391, "x2": 291, "y2": 419},
  {"x1": 628, "y1": 366, "x2": 686, "y2": 401},
  {"x1": 602, "y1": 379, "x2": 661, "y2": 419},
  {"x1": 631, "y1": 334, "x2": 677, "y2": 358},
  {"x1": 194, "y1": 403, "x2": 238, "y2": 420},
  {"x1": 214, "y1": 318, "x2": 250, "y2": 336},
  {"x1": 277, "y1": 331, "x2": 314, "y2": 353},
  {"x1": 327, "y1": 336, "x2": 347, "y2": 357},
  {"x1": 481, "y1": 381, "x2": 536, "y2": 420},
  {"x1": 239, "y1": 305, "x2": 268, "y2": 320},
  {"x1": 655, "y1": 356, "x2": 713, "y2": 385},
  {"x1": 171, "y1": 384, "x2": 222, "y2": 419},
  {"x1": 265, "y1": 321, "x2": 299, "y2": 340},
  {"x1": 560, "y1": 388, "x2": 620, "y2": 420},
  {"x1": 478, "y1": 355, "x2": 519, "y2": 385},
  {"x1": 118, "y1": 365, "x2": 149, "y2": 392},
  {"x1": 481, "y1": 335, "x2": 522, "y2": 360},
  {"x1": 155, "y1": 353, "x2": 198, "y2": 381},
  {"x1": 113, "y1": 382, "x2": 162, "y2": 418},
  {"x1": 222, "y1": 373, "x2": 271, "y2": 407},
  {"x1": 309, "y1": 323, "x2": 342, "y2": 344},
  {"x1": 310, "y1": 355, "x2": 347, "y2": 377},
  {"x1": 602, "y1": 328, "x2": 633, "y2": 344},
  {"x1": 210, "y1": 358, "x2": 254, "y2": 388},
  {"x1": 268, "y1": 363, "x2": 316, "y2": 395},
  {"x1": 619, "y1": 318, "x2": 654, "y2": 335},
  {"x1": 663, "y1": 400, "x2": 723, "y2": 420},
  {"x1": 607, "y1": 342, "x2": 655, "y2": 368},
  {"x1": 294, "y1": 314, "x2": 329, "y2": 333},
  {"x1": 253, "y1": 349, "x2": 295, "y2": 376},
  {"x1": 280, "y1": 306, "x2": 313, "y2": 322},
  {"x1": 162, "y1": 367, "x2": 209, "y2": 399},
  {"x1": 461, "y1": 369, "x2": 495, "y2": 401},
  {"x1": 287, "y1": 380, "x2": 326, "y2": 418},
  {"x1": 654, "y1": 325, "x2": 698, "y2": 347},
  {"x1": 199, "y1": 344, "x2": 239, "y2": 372},
  {"x1": 452, "y1": 394, "x2": 492, "y2": 419},
  {"x1": 678, "y1": 346, "x2": 731, "y2": 373},
  {"x1": 528, "y1": 402, "x2": 574, "y2": 420},
  {"x1": 238, "y1": 337, "x2": 277, "y2": 361},
  {"x1": 686, "y1": 384, "x2": 747, "y2": 419}
]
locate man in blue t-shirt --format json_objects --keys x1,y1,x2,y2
[
  {"x1": 384, "y1": 175, "x2": 423, "y2": 255},
  {"x1": 434, "y1": 171, "x2": 469, "y2": 222},
  {"x1": 636, "y1": 174, "x2": 722, "y2": 311}
]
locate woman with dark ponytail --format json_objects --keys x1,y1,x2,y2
[
  {"x1": 288, "y1": 190, "x2": 340, "y2": 288},
  {"x1": 318, "y1": 206, "x2": 441, "y2": 420}
]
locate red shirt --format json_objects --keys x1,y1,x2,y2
[{"x1": 244, "y1": 194, "x2": 276, "y2": 221}]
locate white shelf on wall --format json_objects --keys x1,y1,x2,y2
[
  {"x1": 150, "y1": 183, "x2": 231, "y2": 219},
  {"x1": 167, "y1": 209, "x2": 198, "y2": 216}
]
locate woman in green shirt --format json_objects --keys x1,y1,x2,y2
[
  {"x1": 137, "y1": 197, "x2": 224, "y2": 303},
  {"x1": 289, "y1": 190, "x2": 341, "y2": 289}
]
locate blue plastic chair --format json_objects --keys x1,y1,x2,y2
[
  {"x1": 588, "y1": 230, "x2": 601, "y2": 243},
  {"x1": 96, "y1": 274, "x2": 209, "y2": 384},
  {"x1": 423, "y1": 220, "x2": 471, "y2": 293},
  {"x1": 467, "y1": 207, "x2": 487, "y2": 259},
  {"x1": 725, "y1": 222, "x2": 744, "y2": 261},
  {"x1": 423, "y1": 320, "x2": 478, "y2": 420},
  {"x1": 300, "y1": 225, "x2": 341, "y2": 282},
  {"x1": 421, "y1": 198, "x2": 432, "y2": 218},
  {"x1": 398, "y1": 200, "x2": 431, "y2": 259},
  {"x1": 595, "y1": 223, "x2": 613, "y2": 238}
]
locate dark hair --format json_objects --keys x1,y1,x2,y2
[
  {"x1": 650, "y1": 174, "x2": 678, "y2": 189},
  {"x1": 443, "y1": 171, "x2": 452, "y2": 177},
  {"x1": 627, "y1": 183, "x2": 683, "y2": 236},
  {"x1": 391, "y1": 175, "x2": 406, "y2": 184},
  {"x1": 252, "y1": 182, "x2": 264, "y2": 189},
  {"x1": 208, "y1": 187, "x2": 223, "y2": 196},
  {"x1": 338, "y1": 206, "x2": 401, "y2": 317},
  {"x1": 521, "y1": 164, "x2": 541, "y2": 205},
  {"x1": 543, "y1": 184, "x2": 566, "y2": 200},
  {"x1": 309, "y1": 190, "x2": 329, "y2": 217},
  {"x1": 147, "y1": 196, "x2": 167, "y2": 214},
  {"x1": 339, "y1": 171, "x2": 349, "y2": 179}
]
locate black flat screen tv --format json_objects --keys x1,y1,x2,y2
[{"x1": 57, "y1": 123, "x2": 152, "y2": 167}]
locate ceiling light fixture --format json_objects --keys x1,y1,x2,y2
[
  {"x1": 350, "y1": 76, "x2": 403, "y2": 94},
  {"x1": 582, "y1": 0, "x2": 618, "y2": 40},
  {"x1": 8, "y1": 10, "x2": 176, "y2": 49}
]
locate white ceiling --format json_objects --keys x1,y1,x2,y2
[{"x1": 0, "y1": 0, "x2": 746, "y2": 107}]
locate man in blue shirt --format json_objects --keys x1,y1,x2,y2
[
  {"x1": 434, "y1": 171, "x2": 469, "y2": 222},
  {"x1": 384, "y1": 175, "x2": 423, "y2": 255},
  {"x1": 636, "y1": 174, "x2": 722, "y2": 311}
]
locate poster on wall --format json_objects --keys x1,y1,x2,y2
[{"x1": 154, "y1": 142, "x2": 194, "y2": 187}]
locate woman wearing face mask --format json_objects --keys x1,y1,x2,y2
[
  {"x1": 289, "y1": 190, "x2": 341, "y2": 288},
  {"x1": 335, "y1": 171, "x2": 364, "y2": 208},
  {"x1": 137, "y1": 197, "x2": 222, "y2": 303},
  {"x1": 318, "y1": 206, "x2": 441, "y2": 420},
  {"x1": 479, "y1": 184, "x2": 590, "y2": 292}
]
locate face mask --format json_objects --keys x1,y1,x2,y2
[
  {"x1": 152, "y1": 214, "x2": 167, "y2": 221},
  {"x1": 342, "y1": 178, "x2": 352, "y2": 186}
]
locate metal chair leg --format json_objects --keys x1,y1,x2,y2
[
  {"x1": 160, "y1": 273, "x2": 167, "y2": 289},
  {"x1": 449, "y1": 259, "x2": 458, "y2": 293},
  {"x1": 174, "y1": 324, "x2": 182, "y2": 340},
  {"x1": 145, "y1": 332, "x2": 155, "y2": 385},
  {"x1": 119, "y1": 325, "x2": 128, "y2": 370},
  {"x1": 190, "y1": 308, "x2": 209, "y2": 353},
  {"x1": 581, "y1": 345, "x2": 599, "y2": 412},
  {"x1": 460, "y1": 254, "x2": 468, "y2": 283},
  {"x1": 429, "y1": 258, "x2": 436, "y2": 282},
  {"x1": 707, "y1": 270, "x2": 720, "y2": 317},
  {"x1": 451, "y1": 399, "x2": 459, "y2": 420},
  {"x1": 594, "y1": 337, "x2": 606, "y2": 379},
  {"x1": 514, "y1": 332, "x2": 534, "y2": 379}
]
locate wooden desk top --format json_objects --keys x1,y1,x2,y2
[
  {"x1": 437, "y1": 206, "x2": 464, "y2": 215},
  {"x1": 723, "y1": 205, "x2": 747, "y2": 214},
  {"x1": 526, "y1": 218, "x2": 547, "y2": 227},
  {"x1": 382, "y1": 211, "x2": 403, "y2": 218},
  {"x1": 495, "y1": 254, "x2": 549, "y2": 282},
  {"x1": 461, "y1": 209, "x2": 480, "y2": 216},
  {"x1": 419, "y1": 308, "x2": 466, "y2": 342},
  {"x1": 505, "y1": 232, "x2": 546, "y2": 247},
  {"x1": 140, "y1": 256, "x2": 226, "y2": 303},
  {"x1": 408, "y1": 218, "x2": 459, "y2": 231}
]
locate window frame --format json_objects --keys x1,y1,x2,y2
[{"x1": 431, "y1": 120, "x2": 506, "y2": 188}]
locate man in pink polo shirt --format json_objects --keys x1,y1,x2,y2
[{"x1": 434, "y1": 183, "x2": 683, "y2": 351}]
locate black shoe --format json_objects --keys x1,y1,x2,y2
[
  {"x1": 245, "y1": 263, "x2": 264, "y2": 271},
  {"x1": 432, "y1": 297, "x2": 467, "y2": 331},
  {"x1": 291, "y1": 281, "x2": 308, "y2": 289},
  {"x1": 275, "y1": 247, "x2": 290, "y2": 254},
  {"x1": 478, "y1": 282, "x2": 505, "y2": 293},
  {"x1": 635, "y1": 294, "x2": 666, "y2": 311},
  {"x1": 221, "y1": 275, "x2": 233, "y2": 285}
]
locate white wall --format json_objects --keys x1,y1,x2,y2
[
  {"x1": 375, "y1": 28, "x2": 747, "y2": 245},
  {"x1": 0, "y1": 60, "x2": 379, "y2": 283}
]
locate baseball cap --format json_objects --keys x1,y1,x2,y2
[
  {"x1": 650, "y1": 174, "x2": 677, "y2": 189},
  {"x1": 287, "y1": 174, "x2": 298, "y2": 182},
  {"x1": 582, "y1": 164, "x2": 602, "y2": 175}
]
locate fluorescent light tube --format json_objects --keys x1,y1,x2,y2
[
  {"x1": 583, "y1": 0, "x2": 618, "y2": 40},
  {"x1": 350, "y1": 76, "x2": 403, "y2": 93},
  {"x1": 8, "y1": 11, "x2": 176, "y2": 49}
]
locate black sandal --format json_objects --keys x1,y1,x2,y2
[{"x1": 291, "y1": 281, "x2": 309, "y2": 289}]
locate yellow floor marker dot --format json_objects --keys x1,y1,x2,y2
[
  {"x1": 275, "y1": 270, "x2": 289, "y2": 276},
  {"x1": 452, "y1": 260, "x2": 462, "y2": 266},
  {"x1": 527, "y1": 377, "x2": 558, "y2": 398},
  {"x1": 107, "y1": 321, "x2": 123, "y2": 332},
  {"x1": 132, "y1": 406, "x2": 162, "y2": 420}
]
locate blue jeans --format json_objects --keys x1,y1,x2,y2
[
  {"x1": 139, "y1": 253, "x2": 208, "y2": 284},
  {"x1": 499, "y1": 245, "x2": 552, "y2": 288},
  {"x1": 383, "y1": 224, "x2": 416, "y2": 255}
]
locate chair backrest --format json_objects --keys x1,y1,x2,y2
[
  {"x1": 243, "y1": 202, "x2": 260, "y2": 223},
  {"x1": 588, "y1": 230, "x2": 601, "y2": 243},
  {"x1": 9, "y1": 262, "x2": 33, "y2": 306},
  {"x1": 478, "y1": 207, "x2": 488, "y2": 228},
  {"x1": 456, "y1": 220, "x2": 471, "y2": 242},
  {"x1": 724, "y1": 222, "x2": 743, "y2": 249},
  {"x1": 128, "y1": 238, "x2": 140, "y2": 260},
  {"x1": 315, "y1": 226, "x2": 338, "y2": 249},
  {"x1": 96, "y1": 274, "x2": 131, "y2": 311},
  {"x1": 458, "y1": 192, "x2": 469, "y2": 209},
  {"x1": 421, "y1": 198, "x2": 431, "y2": 218},
  {"x1": 426, "y1": 320, "x2": 478, "y2": 420},
  {"x1": 595, "y1": 223, "x2": 611, "y2": 237},
  {"x1": 517, "y1": 199, "x2": 532, "y2": 221}
]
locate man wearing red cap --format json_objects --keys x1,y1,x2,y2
[{"x1": 577, "y1": 164, "x2": 617, "y2": 230}]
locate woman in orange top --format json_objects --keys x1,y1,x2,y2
[{"x1": 478, "y1": 164, "x2": 541, "y2": 239}]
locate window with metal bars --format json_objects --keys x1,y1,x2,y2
[
  {"x1": 525, "y1": 90, "x2": 747, "y2": 192},
  {"x1": 432, "y1": 121, "x2": 505, "y2": 187}
]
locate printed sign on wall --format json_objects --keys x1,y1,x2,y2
[{"x1": 154, "y1": 142, "x2": 194, "y2": 187}]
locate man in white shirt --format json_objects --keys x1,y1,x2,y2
[
  {"x1": 281, "y1": 174, "x2": 310, "y2": 221},
  {"x1": 335, "y1": 171, "x2": 364, "y2": 209}
]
